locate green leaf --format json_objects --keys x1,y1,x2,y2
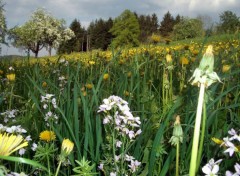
[{"x1": 0, "y1": 155, "x2": 48, "y2": 172}]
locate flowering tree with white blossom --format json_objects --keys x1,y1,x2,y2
[
  {"x1": 9, "y1": 8, "x2": 74, "y2": 57},
  {"x1": 0, "y1": 0, "x2": 7, "y2": 53}
]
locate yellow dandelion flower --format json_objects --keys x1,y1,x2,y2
[
  {"x1": 192, "y1": 49, "x2": 199, "y2": 56},
  {"x1": 236, "y1": 146, "x2": 240, "y2": 151},
  {"x1": 82, "y1": 91, "x2": 87, "y2": 96},
  {"x1": 150, "y1": 34, "x2": 161, "y2": 43},
  {"x1": 166, "y1": 54, "x2": 172, "y2": 63},
  {"x1": 180, "y1": 57, "x2": 189, "y2": 65},
  {"x1": 42, "y1": 81, "x2": 47, "y2": 88},
  {"x1": 61, "y1": 138, "x2": 74, "y2": 156},
  {"x1": 222, "y1": 65, "x2": 231, "y2": 73},
  {"x1": 88, "y1": 61, "x2": 95, "y2": 65},
  {"x1": 39, "y1": 130, "x2": 56, "y2": 142},
  {"x1": 124, "y1": 90, "x2": 130, "y2": 97},
  {"x1": 103, "y1": 73, "x2": 109, "y2": 80},
  {"x1": 165, "y1": 47, "x2": 170, "y2": 53},
  {"x1": 191, "y1": 57, "x2": 196, "y2": 62},
  {"x1": 118, "y1": 59, "x2": 125, "y2": 65},
  {"x1": 0, "y1": 133, "x2": 28, "y2": 156},
  {"x1": 211, "y1": 137, "x2": 224, "y2": 145},
  {"x1": 85, "y1": 83, "x2": 93, "y2": 89},
  {"x1": 127, "y1": 72, "x2": 132, "y2": 78},
  {"x1": 6, "y1": 73, "x2": 16, "y2": 82}
]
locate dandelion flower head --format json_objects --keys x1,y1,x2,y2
[{"x1": 39, "y1": 130, "x2": 56, "y2": 142}]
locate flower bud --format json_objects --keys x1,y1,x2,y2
[{"x1": 169, "y1": 115, "x2": 183, "y2": 146}]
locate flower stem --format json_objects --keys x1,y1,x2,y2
[
  {"x1": 196, "y1": 97, "x2": 206, "y2": 171},
  {"x1": 189, "y1": 83, "x2": 205, "y2": 176},
  {"x1": 176, "y1": 142, "x2": 180, "y2": 176},
  {"x1": 47, "y1": 155, "x2": 51, "y2": 176},
  {"x1": 9, "y1": 83, "x2": 14, "y2": 110},
  {"x1": 55, "y1": 161, "x2": 62, "y2": 176}
]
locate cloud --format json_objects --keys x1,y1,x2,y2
[
  {"x1": 4, "y1": 0, "x2": 240, "y2": 29},
  {"x1": 151, "y1": 0, "x2": 240, "y2": 20},
  {"x1": 2, "y1": 0, "x2": 240, "y2": 56}
]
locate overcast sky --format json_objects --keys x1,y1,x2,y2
[{"x1": 1, "y1": 0, "x2": 240, "y2": 57}]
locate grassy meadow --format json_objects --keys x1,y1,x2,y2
[{"x1": 0, "y1": 33, "x2": 240, "y2": 175}]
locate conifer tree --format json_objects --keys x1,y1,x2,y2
[
  {"x1": 58, "y1": 19, "x2": 85, "y2": 54},
  {"x1": 218, "y1": 11, "x2": 240, "y2": 33},
  {"x1": 87, "y1": 18, "x2": 113, "y2": 50},
  {"x1": 159, "y1": 11, "x2": 175, "y2": 37}
]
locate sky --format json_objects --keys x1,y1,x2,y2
[{"x1": 1, "y1": 0, "x2": 240, "y2": 57}]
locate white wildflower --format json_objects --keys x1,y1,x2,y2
[{"x1": 202, "y1": 158, "x2": 222, "y2": 176}]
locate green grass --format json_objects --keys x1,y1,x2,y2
[{"x1": 0, "y1": 32, "x2": 239, "y2": 175}]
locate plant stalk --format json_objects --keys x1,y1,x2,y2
[
  {"x1": 47, "y1": 155, "x2": 51, "y2": 176},
  {"x1": 189, "y1": 82, "x2": 205, "y2": 176},
  {"x1": 55, "y1": 161, "x2": 62, "y2": 176},
  {"x1": 176, "y1": 142, "x2": 180, "y2": 176},
  {"x1": 196, "y1": 97, "x2": 207, "y2": 171},
  {"x1": 9, "y1": 83, "x2": 14, "y2": 110}
]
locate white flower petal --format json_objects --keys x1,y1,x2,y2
[{"x1": 202, "y1": 165, "x2": 211, "y2": 174}]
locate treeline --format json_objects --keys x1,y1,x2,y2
[
  {"x1": 58, "y1": 10, "x2": 240, "y2": 54},
  {"x1": 58, "y1": 11, "x2": 181, "y2": 53},
  {"x1": 1, "y1": 0, "x2": 238, "y2": 57}
]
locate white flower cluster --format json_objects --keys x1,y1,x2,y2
[
  {"x1": 41, "y1": 93, "x2": 57, "y2": 108},
  {"x1": 41, "y1": 93, "x2": 58, "y2": 125},
  {"x1": 99, "y1": 154, "x2": 141, "y2": 174},
  {"x1": 0, "y1": 109, "x2": 18, "y2": 123},
  {"x1": 222, "y1": 128, "x2": 240, "y2": 157},
  {"x1": 98, "y1": 95, "x2": 142, "y2": 175},
  {"x1": 202, "y1": 128, "x2": 240, "y2": 176},
  {"x1": 58, "y1": 75, "x2": 67, "y2": 91},
  {"x1": 223, "y1": 128, "x2": 240, "y2": 176},
  {"x1": 8, "y1": 66, "x2": 14, "y2": 71},
  {"x1": 0, "y1": 124, "x2": 27, "y2": 134},
  {"x1": 98, "y1": 95, "x2": 142, "y2": 140},
  {"x1": 6, "y1": 172, "x2": 28, "y2": 176},
  {"x1": 53, "y1": 58, "x2": 68, "y2": 92},
  {"x1": 125, "y1": 154, "x2": 141, "y2": 173},
  {"x1": 202, "y1": 158, "x2": 222, "y2": 176}
]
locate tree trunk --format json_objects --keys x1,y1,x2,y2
[
  {"x1": 33, "y1": 42, "x2": 40, "y2": 58},
  {"x1": 48, "y1": 45, "x2": 52, "y2": 56},
  {"x1": 34, "y1": 52, "x2": 38, "y2": 58}
]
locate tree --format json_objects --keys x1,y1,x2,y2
[
  {"x1": 159, "y1": 11, "x2": 175, "y2": 37},
  {"x1": 110, "y1": 9, "x2": 140, "y2": 48},
  {"x1": 175, "y1": 14, "x2": 181, "y2": 25},
  {"x1": 58, "y1": 19, "x2": 86, "y2": 54},
  {"x1": 138, "y1": 14, "x2": 149, "y2": 42},
  {"x1": 9, "y1": 8, "x2": 74, "y2": 57},
  {"x1": 137, "y1": 13, "x2": 159, "y2": 43},
  {"x1": 0, "y1": 0, "x2": 7, "y2": 52},
  {"x1": 150, "y1": 13, "x2": 159, "y2": 33},
  {"x1": 87, "y1": 18, "x2": 113, "y2": 50},
  {"x1": 217, "y1": 11, "x2": 240, "y2": 34},
  {"x1": 31, "y1": 8, "x2": 75, "y2": 56},
  {"x1": 172, "y1": 17, "x2": 204, "y2": 40},
  {"x1": 9, "y1": 21, "x2": 44, "y2": 57}
]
